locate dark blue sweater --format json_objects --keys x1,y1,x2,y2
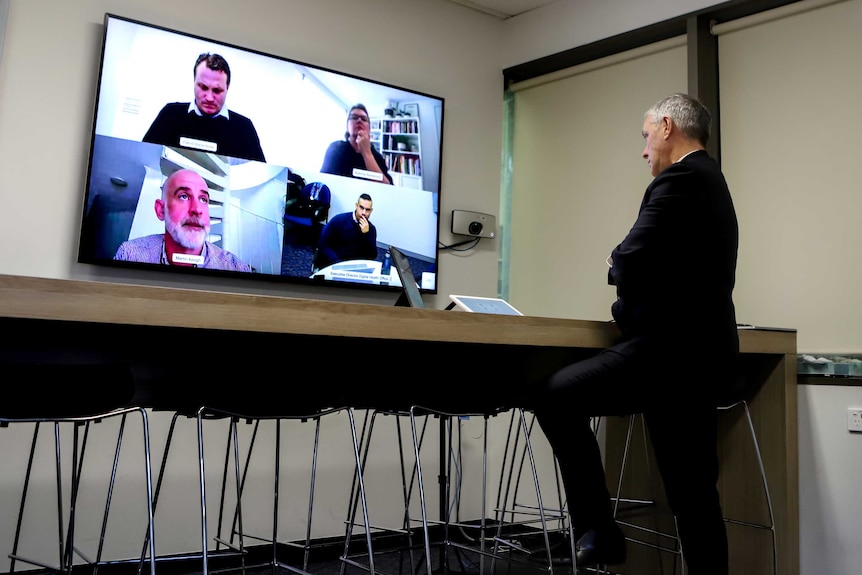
[
  {"x1": 143, "y1": 103, "x2": 265, "y2": 162},
  {"x1": 315, "y1": 211, "x2": 378, "y2": 270}
]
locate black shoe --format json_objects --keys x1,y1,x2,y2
[
  {"x1": 526, "y1": 536, "x2": 576, "y2": 567},
  {"x1": 575, "y1": 522, "x2": 627, "y2": 566},
  {"x1": 546, "y1": 544, "x2": 576, "y2": 568}
]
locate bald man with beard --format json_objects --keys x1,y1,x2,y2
[{"x1": 114, "y1": 169, "x2": 252, "y2": 272}]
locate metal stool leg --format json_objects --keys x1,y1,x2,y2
[
  {"x1": 495, "y1": 409, "x2": 575, "y2": 573},
  {"x1": 197, "y1": 408, "x2": 210, "y2": 575},
  {"x1": 342, "y1": 409, "x2": 426, "y2": 575},
  {"x1": 611, "y1": 414, "x2": 684, "y2": 575},
  {"x1": 721, "y1": 400, "x2": 776, "y2": 575},
  {"x1": 193, "y1": 406, "x2": 372, "y2": 575},
  {"x1": 139, "y1": 411, "x2": 183, "y2": 574},
  {"x1": 7, "y1": 408, "x2": 156, "y2": 575},
  {"x1": 8, "y1": 422, "x2": 45, "y2": 573},
  {"x1": 409, "y1": 407, "x2": 437, "y2": 575},
  {"x1": 407, "y1": 406, "x2": 567, "y2": 575}
]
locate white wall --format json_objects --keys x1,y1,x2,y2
[{"x1": 798, "y1": 383, "x2": 862, "y2": 575}]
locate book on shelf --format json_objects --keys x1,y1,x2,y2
[
  {"x1": 384, "y1": 119, "x2": 417, "y2": 134},
  {"x1": 384, "y1": 154, "x2": 421, "y2": 176}
]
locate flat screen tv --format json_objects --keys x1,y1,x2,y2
[{"x1": 79, "y1": 13, "x2": 443, "y2": 296}]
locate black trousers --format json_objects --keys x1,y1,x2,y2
[{"x1": 531, "y1": 343, "x2": 729, "y2": 575}]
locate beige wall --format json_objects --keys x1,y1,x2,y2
[
  {"x1": 499, "y1": 0, "x2": 717, "y2": 68},
  {"x1": 506, "y1": 0, "x2": 862, "y2": 354},
  {"x1": 718, "y1": 0, "x2": 862, "y2": 354},
  {"x1": 508, "y1": 40, "x2": 688, "y2": 321}
]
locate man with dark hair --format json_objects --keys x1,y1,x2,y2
[
  {"x1": 143, "y1": 53, "x2": 265, "y2": 162},
  {"x1": 321, "y1": 104, "x2": 392, "y2": 184},
  {"x1": 313, "y1": 193, "x2": 379, "y2": 271},
  {"x1": 529, "y1": 93, "x2": 739, "y2": 574}
]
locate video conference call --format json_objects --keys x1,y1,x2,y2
[{"x1": 80, "y1": 14, "x2": 444, "y2": 293}]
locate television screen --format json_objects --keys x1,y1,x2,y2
[{"x1": 78, "y1": 13, "x2": 443, "y2": 295}]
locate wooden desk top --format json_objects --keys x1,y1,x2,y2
[
  {"x1": 0, "y1": 274, "x2": 799, "y2": 575},
  {"x1": 0, "y1": 274, "x2": 795, "y2": 354}
]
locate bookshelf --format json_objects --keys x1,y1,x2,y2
[{"x1": 380, "y1": 115, "x2": 422, "y2": 189}]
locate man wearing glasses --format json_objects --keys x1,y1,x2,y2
[{"x1": 321, "y1": 104, "x2": 393, "y2": 184}]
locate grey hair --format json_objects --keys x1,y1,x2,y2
[{"x1": 644, "y1": 93, "x2": 711, "y2": 146}]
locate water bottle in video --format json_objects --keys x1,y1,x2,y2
[{"x1": 381, "y1": 250, "x2": 392, "y2": 282}]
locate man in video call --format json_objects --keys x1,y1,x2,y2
[
  {"x1": 114, "y1": 169, "x2": 253, "y2": 272},
  {"x1": 321, "y1": 104, "x2": 393, "y2": 185},
  {"x1": 143, "y1": 52, "x2": 266, "y2": 162},
  {"x1": 313, "y1": 193, "x2": 378, "y2": 272}
]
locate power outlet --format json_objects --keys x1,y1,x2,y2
[{"x1": 848, "y1": 408, "x2": 862, "y2": 432}]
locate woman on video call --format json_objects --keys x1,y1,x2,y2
[{"x1": 321, "y1": 104, "x2": 393, "y2": 185}]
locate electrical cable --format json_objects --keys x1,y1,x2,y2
[{"x1": 438, "y1": 237, "x2": 481, "y2": 251}]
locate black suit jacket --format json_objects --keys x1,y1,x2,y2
[{"x1": 608, "y1": 150, "x2": 739, "y2": 362}]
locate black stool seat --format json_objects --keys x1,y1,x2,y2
[
  {"x1": 1, "y1": 361, "x2": 136, "y2": 419},
  {"x1": 0, "y1": 360, "x2": 156, "y2": 575}
]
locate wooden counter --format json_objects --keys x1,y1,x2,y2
[{"x1": 0, "y1": 274, "x2": 798, "y2": 574}]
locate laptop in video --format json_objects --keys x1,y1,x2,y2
[
  {"x1": 389, "y1": 246, "x2": 424, "y2": 308},
  {"x1": 447, "y1": 294, "x2": 523, "y2": 316}
]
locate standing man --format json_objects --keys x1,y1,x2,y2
[
  {"x1": 313, "y1": 193, "x2": 379, "y2": 271},
  {"x1": 143, "y1": 53, "x2": 266, "y2": 162},
  {"x1": 321, "y1": 104, "x2": 393, "y2": 185},
  {"x1": 530, "y1": 93, "x2": 739, "y2": 574},
  {"x1": 114, "y1": 168, "x2": 252, "y2": 272}
]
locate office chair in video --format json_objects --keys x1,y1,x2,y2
[{"x1": 284, "y1": 181, "x2": 331, "y2": 245}]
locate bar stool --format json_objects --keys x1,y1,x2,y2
[
  {"x1": 1, "y1": 360, "x2": 156, "y2": 575},
  {"x1": 715, "y1": 366, "x2": 777, "y2": 575},
  {"x1": 339, "y1": 407, "x2": 431, "y2": 575},
  {"x1": 340, "y1": 398, "x2": 574, "y2": 575},
  {"x1": 406, "y1": 404, "x2": 571, "y2": 575},
  {"x1": 492, "y1": 408, "x2": 575, "y2": 570},
  {"x1": 608, "y1": 360, "x2": 778, "y2": 575},
  {"x1": 607, "y1": 413, "x2": 685, "y2": 574},
  {"x1": 145, "y1": 398, "x2": 372, "y2": 575}
]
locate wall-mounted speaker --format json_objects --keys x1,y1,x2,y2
[{"x1": 451, "y1": 210, "x2": 496, "y2": 239}]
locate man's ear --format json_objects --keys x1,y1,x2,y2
[
  {"x1": 662, "y1": 116, "x2": 673, "y2": 139},
  {"x1": 154, "y1": 199, "x2": 166, "y2": 222}
]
